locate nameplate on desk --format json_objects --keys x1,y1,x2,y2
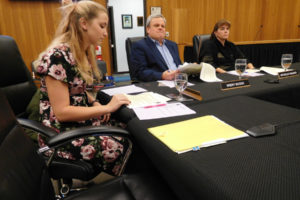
[
  {"x1": 278, "y1": 70, "x2": 298, "y2": 79},
  {"x1": 220, "y1": 79, "x2": 250, "y2": 91},
  {"x1": 182, "y1": 87, "x2": 203, "y2": 101}
]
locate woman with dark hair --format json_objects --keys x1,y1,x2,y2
[
  {"x1": 199, "y1": 19, "x2": 254, "y2": 73},
  {"x1": 34, "y1": 0, "x2": 131, "y2": 176}
]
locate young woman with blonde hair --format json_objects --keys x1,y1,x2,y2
[{"x1": 34, "y1": 0, "x2": 130, "y2": 175}]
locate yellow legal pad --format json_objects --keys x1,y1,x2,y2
[{"x1": 148, "y1": 115, "x2": 248, "y2": 154}]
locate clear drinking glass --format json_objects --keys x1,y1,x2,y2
[
  {"x1": 174, "y1": 73, "x2": 188, "y2": 101},
  {"x1": 281, "y1": 54, "x2": 293, "y2": 71},
  {"x1": 235, "y1": 59, "x2": 247, "y2": 80}
]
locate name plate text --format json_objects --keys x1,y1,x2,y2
[
  {"x1": 221, "y1": 79, "x2": 250, "y2": 90},
  {"x1": 278, "y1": 70, "x2": 298, "y2": 79}
]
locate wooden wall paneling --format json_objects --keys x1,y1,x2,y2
[
  {"x1": 283, "y1": 0, "x2": 300, "y2": 39},
  {"x1": 261, "y1": 0, "x2": 299, "y2": 40},
  {"x1": 200, "y1": 0, "x2": 225, "y2": 36},
  {"x1": 147, "y1": 0, "x2": 300, "y2": 41},
  {"x1": 146, "y1": 0, "x2": 300, "y2": 60},
  {"x1": 172, "y1": 8, "x2": 188, "y2": 44},
  {"x1": 162, "y1": 0, "x2": 174, "y2": 40},
  {"x1": 261, "y1": 0, "x2": 279, "y2": 39},
  {"x1": 281, "y1": 0, "x2": 299, "y2": 39},
  {"x1": 297, "y1": 0, "x2": 300, "y2": 39},
  {"x1": 0, "y1": 0, "x2": 112, "y2": 75},
  {"x1": 223, "y1": 0, "x2": 263, "y2": 42},
  {"x1": 0, "y1": 0, "x2": 61, "y2": 71}
]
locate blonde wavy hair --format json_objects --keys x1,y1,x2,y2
[{"x1": 35, "y1": 0, "x2": 107, "y2": 84}]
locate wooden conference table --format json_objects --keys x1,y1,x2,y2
[{"x1": 104, "y1": 63, "x2": 300, "y2": 199}]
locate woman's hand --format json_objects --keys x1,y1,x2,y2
[
  {"x1": 100, "y1": 113, "x2": 111, "y2": 123},
  {"x1": 247, "y1": 63, "x2": 255, "y2": 69},
  {"x1": 107, "y1": 94, "x2": 131, "y2": 113}
]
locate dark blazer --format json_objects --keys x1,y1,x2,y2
[
  {"x1": 199, "y1": 37, "x2": 247, "y2": 71},
  {"x1": 130, "y1": 36, "x2": 182, "y2": 82}
]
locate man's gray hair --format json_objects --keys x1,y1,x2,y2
[{"x1": 146, "y1": 14, "x2": 166, "y2": 27}]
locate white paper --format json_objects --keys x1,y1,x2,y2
[
  {"x1": 227, "y1": 69, "x2": 264, "y2": 77},
  {"x1": 102, "y1": 85, "x2": 147, "y2": 96},
  {"x1": 178, "y1": 62, "x2": 202, "y2": 74},
  {"x1": 133, "y1": 102, "x2": 196, "y2": 120},
  {"x1": 125, "y1": 92, "x2": 171, "y2": 108},
  {"x1": 157, "y1": 80, "x2": 194, "y2": 88},
  {"x1": 199, "y1": 63, "x2": 223, "y2": 82},
  {"x1": 259, "y1": 66, "x2": 287, "y2": 76}
]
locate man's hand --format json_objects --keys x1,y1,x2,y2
[{"x1": 162, "y1": 69, "x2": 179, "y2": 80}]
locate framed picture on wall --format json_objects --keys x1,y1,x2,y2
[
  {"x1": 150, "y1": 7, "x2": 161, "y2": 15},
  {"x1": 122, "y1": 14, "x2": 133, "y2": 29},
  {"x1": 137, "y1": 16, "x2": 144, "y2": 26}
]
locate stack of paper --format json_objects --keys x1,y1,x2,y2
[
  {"x1": 178, "y1": 62, "x2": 202, "y2": 74},
  {"x1": 125, "y1": 92, "x2": 171, "y2": 108},
  {"x1": 259, "y1": 66, "x2": 286, "y2": 76},
  {"x1": 148, "y1": 115, "x2": 248, "y2": 154},
  {"x1": 102, "y1": 85, "x2": 147, "y2": 96},
  {"x1": 133, "y1": 102, "x2": 196, "y2": 120},
  {"x1": 200, "y1": 63, "x2": 223, "y2": 82},
  {"x1": 157, "y1": 80, "x2": 194, "y2": 88},
  {"x1": 227, "y1": 69, "x2": 264, "y2": 77}
]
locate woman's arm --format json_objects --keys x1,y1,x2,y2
[
  {"x1": 86, "y1": 92, "x2": 101, "y2": 106},
  {"x1": 216, "y1": 68, "x2": 227, "y2": 73},
  {"x1": 45, "y1": 76, "x2": 130, "y2": 122}
]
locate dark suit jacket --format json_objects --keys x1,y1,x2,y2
[{"x1": 130, "y1": 36, "x2": 182, "y2": 82}]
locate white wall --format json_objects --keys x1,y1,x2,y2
[{"x1": 108, "y1": 0, "x2": 145, "y2": 72}]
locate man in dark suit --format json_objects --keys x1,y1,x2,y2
[{"x1": 130, "y1": 14, "x2": 182, "y2": 82}]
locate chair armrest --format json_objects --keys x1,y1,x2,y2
[
  {"x1": 18, "y1": 117, "x2": 130, "y2": 148},
  {"x1": 17, "y1": 118, "x2": 57, "y2": 138},
  {"x1": 47, "y1": 126, "x2": 130, "y2": 148}
]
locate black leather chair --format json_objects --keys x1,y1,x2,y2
[
  {"x1": 125, "y1": 36, "x2": 145, "y2": 81},
  {"x1": 0, "y1": 35, "x2": 131, "y2": 194},
  {"x1": 0, "y1": 35, "x2": 37, "y2": 118},
  {"x1": 192, "y1": 34, "x2": 210, "y2": 63},
  {"x1": 0, "y1": 90, "x2": 178, "y2": 200}
]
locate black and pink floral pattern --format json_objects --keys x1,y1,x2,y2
[{"x1": 36, "y1": 44, "x2": 128, "y2": 175}]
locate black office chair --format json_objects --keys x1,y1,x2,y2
[
  {"x1": 192, "y1": 34, "x2": 210, "y2": 63},
  {"x1": 0, "y1": 35, "x2": 131, "y2": 195},
  {"x1": 125, "y1": 36, "x2": 145, "y2": 81},
  {"x1": 0, "y1": 90, "x2": 178, "y2": 200},
  {"x1": 0, "y1": 35, "x2": 37, "y2": 117}
]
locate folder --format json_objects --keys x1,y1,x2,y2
[{"x1": 148, "y1": 115, "x2": 248, "y2": 154}]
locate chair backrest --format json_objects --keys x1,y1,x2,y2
[
  {"x1": 0, "y1": 35, "x2": 37, "y2": 117},
  {"x1": 125, "y1": 36, "x2": 145, "y2": 80},
  {"x1": 192, "y1": 34, "x2": 210, "y2": 62},
  {"x1": 0, "y1": 89, "x2": 55, "y2": 200}
]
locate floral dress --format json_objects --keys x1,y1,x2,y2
[{"x1": 36, "y1": 44, "x2": 129, "y2": 176}]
